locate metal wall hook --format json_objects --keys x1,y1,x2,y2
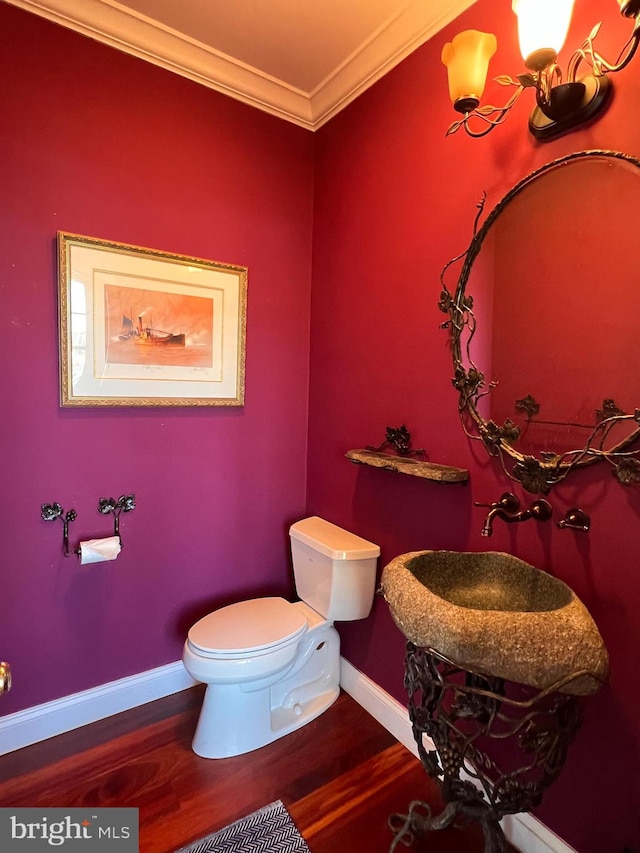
[
  {"x1": 97, "y1": 494, "x2": 136, "y2": 543},
  {"x1": 558, "y1": 508, "x2": 591, "y2": 532},
  {"x1": 41, "y1": 502, "x2": 77, "y2": 557}
]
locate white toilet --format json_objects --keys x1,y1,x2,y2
[{"x1": 182, "y1": 516, "x2": 380, "y2": 758}]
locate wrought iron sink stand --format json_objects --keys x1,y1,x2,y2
[{"x1": 388, "y1": 643, "x2": 586, "y2": 853}]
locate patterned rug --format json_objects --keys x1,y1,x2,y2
[{"x1": 174, "y1": 800, "x2": 311, "y2": 853}]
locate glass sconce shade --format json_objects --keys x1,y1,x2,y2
[
  {"x1": 441, "y1": 30, "x2": 497, "y2": 113},
  {"x1": 512, "y1": 0, "x2": 575, "y2": 69}
]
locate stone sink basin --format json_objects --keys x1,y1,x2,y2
[{"x1": 380, "y1": 551, "x2": 608, "y2": 696}]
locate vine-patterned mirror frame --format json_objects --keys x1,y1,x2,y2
[{"x1": 439, "y1": 149, "x2": 640, "y2": 495}]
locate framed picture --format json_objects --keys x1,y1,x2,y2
[{"x1": 58, "y1": 232, "x2": 247, "y2": 406}]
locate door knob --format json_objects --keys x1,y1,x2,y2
[{"x1": 0, "y1": 662, "x2": 11, "y2": 694}]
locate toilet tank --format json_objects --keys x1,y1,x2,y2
[{"x1": 289, "y1": 517, "x2": 380, "y2": 621}]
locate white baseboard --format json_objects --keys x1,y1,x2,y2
[
  {"x1": 339, "y1": 657, "x2": 577, "y2": 853},
  {"x1": 0, "y1": 661, "x2": 196, "y2": 755}
]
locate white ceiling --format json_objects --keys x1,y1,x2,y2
[{"x1": 5, "y1": 0, "x2": 475, "y2": 129}]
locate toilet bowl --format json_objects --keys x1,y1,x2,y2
[{"x1": 182, "y1": 517, "x2": 379, "y2": 758}]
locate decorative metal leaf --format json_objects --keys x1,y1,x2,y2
[
  {"x1": 118, "y1": 494, "x2": 136, "y2": 512},
  {"x1": 438, "y1": 289, "x2": 453, "y2": 313},
  {"x1": 452, "y1": 367, "x2": 467, "y2": 391},
  {"x1": 466, "y1": 367, "x2": 484, "y2": 393},
  {"x1": 494, "y1": 75, "x2": 518, "y2": 86},
  {"x1": 446, "y1": 120, "x2": 463, "y2": 136},
  {"x1": 385, "y1": 425, "x2": 412, "y2": 456},
  {"x1": 595, "y1": 398, "x2": 625, "y2": 422},
  {"x1": 499, "y1": 418, "x2": 521, "y2": 443},
  {"x1": 98, "y1": 497, "x2": 118, "y2": 515},
  {"x1": 41, "y1": 502, "x2": 63, "y2": 521},
  {"x1": 513, "y1": 457, "x2": 550, "y2": 495},
  {"x1": 515, "y1": 394, "x2": 540, "y2": 417},
  {"x1": 481, "y1": 420, "x2": 504, "y2": 452},
  {"x1": 614, "y1": 458, "x2": 640, "y2": 486},
  {"x1": 516, "y1": 73, "x2": 537, "y2": 88},
  {"x1": 588, "y1": 22, "x2": 602, "y2": 41}
]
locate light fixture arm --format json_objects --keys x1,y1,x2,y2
[
  {"x1": 568, "y1": 21, "x2": 640, "y2": 80},
  {"x1": 446, "y1": 81, "x2": 528, "y2": 138},
  {"x1": 535, "y1": 62, "x2": 562, "y2": 113}
]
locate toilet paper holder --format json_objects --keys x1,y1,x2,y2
[{"x1": 41, "y1": 493, "x2": 136, "y2": 557}]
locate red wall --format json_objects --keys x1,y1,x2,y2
[
  {"x1": 309, "y1": 1, "x2": 640, "y2": 850},
  {"x1": 0, "y1": 4, "x2": 313, "y2": 709}
]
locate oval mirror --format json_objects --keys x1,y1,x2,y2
[{"x1": 440, "y1": 150, "x2": 640, "y2": 494}]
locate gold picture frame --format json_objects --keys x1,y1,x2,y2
[{"x1": 58, "y1": 232, "x2": 247, "y2": 406}]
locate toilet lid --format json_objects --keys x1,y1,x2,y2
[{"x1": 188, "y1": 597, "x2": 308, "y2": 656}]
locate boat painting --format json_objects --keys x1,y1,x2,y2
[
  {"x1": 104, "y1": 283, "x2": 215, "y2": 370},
  {"x1": 119, "y1": 312, "x2": 186, "y2": 347}
]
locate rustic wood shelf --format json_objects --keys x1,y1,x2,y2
[{"x1": 345, "y1": 449, "x2": 468, "y2": 484}]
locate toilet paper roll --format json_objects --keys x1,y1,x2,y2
[{"x1": 78, "y1": 536, "x2": 122, "y2": 565}]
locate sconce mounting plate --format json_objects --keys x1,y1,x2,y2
[{"x1": 529, "y1": 74, "x2": 612, "y2": 141}]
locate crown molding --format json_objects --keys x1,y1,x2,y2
[
  {"x1": 4, "y1": 0, "x2": 475, "y2": 130},
  {"x1": 310, "y1": 0, "x2": 476, "y2": 129}
]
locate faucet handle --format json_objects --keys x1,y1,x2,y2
[
  {"x1": 558, "y1": 508, "x2": 590, "y2": 531},
  {"x1": 474, "y1": 492, "x2": 521, "y2": 512},
  {"x1": 529, "y1": 499, "x2": 552, "y2": 522}
]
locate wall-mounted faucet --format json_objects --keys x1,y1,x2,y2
[{"x1": 475, "y1": 492, "x2": 553, "y2": 537}]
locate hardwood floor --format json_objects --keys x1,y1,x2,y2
[{"x1": 0, "y1": 687, "x2": 498, "y2": 852}]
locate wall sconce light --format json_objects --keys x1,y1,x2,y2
[{"x1": 442, "y1": 0, "x2": 640, "y2": 140}]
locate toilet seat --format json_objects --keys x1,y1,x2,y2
[{"x1": 188, "y1": 597, "x2": 308, "y2": 658}]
